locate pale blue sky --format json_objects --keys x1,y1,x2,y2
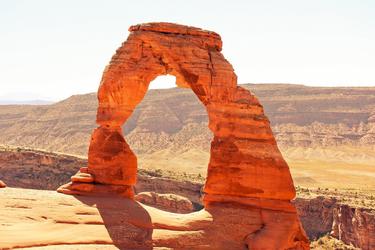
[{"x1": 1, "y1": 0, "x2": 374, "y2": 100}]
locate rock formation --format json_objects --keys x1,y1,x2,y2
[
  {"x1": 0, "y1": 180, "x2": 6, "y2": 188},
  {"x1": 295, "y1": 196, "x2": 375, "y2": 250},
  {"x1": 331, "y1": 204, "x2": 375, "y2": 250},
  {"x1": 58, "y1": 22, "x2": 309, "y2": 249},
  {"x1": 0, "y1": 146, "x2": 86, "y2": 190},
  {"x1": 135, "y1": 191, "x2": 194, "y2": 214}
]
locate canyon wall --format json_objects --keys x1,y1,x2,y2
[{"x1": 295, "y1": 197, "x2": 375, "y2": 250}]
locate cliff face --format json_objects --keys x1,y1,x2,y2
[
  {"x1": 331, "y1": 204, "x2": 375, "y2": 250},
  {"x1": 294, "y1": 196, "x2": 336, "y2": 239},
  {"x1": 295, "y1": 196, "x2": 375, "y2": 250}
]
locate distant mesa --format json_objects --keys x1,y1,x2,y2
[{"x1": 56, "y1": 22, "x2": 309, "y2": 249}]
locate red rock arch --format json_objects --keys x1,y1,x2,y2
[
  {"x1": 57, "y1": 23, "x2": 310, "y2": 249},
  {"x1": 59, "y1": 22, "x2": 295, "y2": 205}
]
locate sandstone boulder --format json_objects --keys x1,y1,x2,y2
[
  {"x1": 0, "y1": 180, "x2": 6, "y2": 188},
  {"x1": 135, "y1": 191, "x2": 194, "y2": 213}
]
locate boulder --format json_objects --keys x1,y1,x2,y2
[{"x1": 135, "y1": 191, "x2": 194, "y2": 213}]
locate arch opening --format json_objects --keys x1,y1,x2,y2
[
  {"x1": 148, "y1": 74, "x2": 176, "y2": 90},
  {"x1": 123, "y1": 74, "x2": 212, "y2": 207}
]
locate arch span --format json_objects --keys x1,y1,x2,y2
[
  {"x1": 57, "y1": 22, "x2": 309, "y2": 249},
  {"x1": 59, "y1": 22, "x2": 295, "y2": 204}
]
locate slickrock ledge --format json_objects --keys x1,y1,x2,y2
[
  {"x1": 1, "y1": 187, "x2": 308, "y2": 250},
  {"x1": 57, "y1": 22, "x2": 309, "y2": 249}
]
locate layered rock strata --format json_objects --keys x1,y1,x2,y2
[
  {"x1": 295, "y1": 196, "x2": 375, "y2": 250},
  {"x1": 57, "y1": 22, "x2": 309, "y2": 249}
]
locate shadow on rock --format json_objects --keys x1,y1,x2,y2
[{"x1": 74, "y1": 195, "x2": 153, "y2": 250}]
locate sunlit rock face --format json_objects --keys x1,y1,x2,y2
[{"x1": 57, "y1": 22, "x2": 309, "y2": 249}]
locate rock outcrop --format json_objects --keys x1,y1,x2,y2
[
  {"x1": 135, "y1": 191, "x2": 194, "y2": 214},
  {"x1": 135, "y1": 172, "x2": 203, "y2": 206},
  {"x1": 0, "y1": 147, "x2": 86, "y2": 190},
  {"x1": 57, "y1": 22, "x2": 308, "y2": 249},
  {"x1": 331, "y1": 204, "x2": 375, "y2": 250},
  {"x1": 294, "y1": 196, "x2": 336, "y2": 239},
  {"x1": 295, "y1": 196, "x2": 375, "y2": 250},
  {"x1": 0, "y1": 180, "x2": 6, "y2": 188}
]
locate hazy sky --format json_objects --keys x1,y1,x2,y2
[{"x1": 1, "y1": 0, "x2": 374, "y2": 100}]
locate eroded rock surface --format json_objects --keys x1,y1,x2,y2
[
  {"x1": 0, "y1": 147, "x2": 85, "y2": 190},
  {"x1": 57, "y1": 22, "x2": 309, "y2": 249},
  {"x1": 135, "y1": 191, "x2": 194, "y2": 214},
  {"x1": 60, "y1": 22, "x2": 296, "y2": 201},
  {"x1": 331, "y1": 204, "x2": 375, "y2": 250},
  {"x1": 1, "y1": 188, "x2": 309, "y2": 250},
  {"x1": 295, "y1": 196, "x2": 375, "y2": 250}
]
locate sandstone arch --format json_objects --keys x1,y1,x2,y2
[
  {"x1": 57, "y1": 22, "x2": 309, "y2": 249},
  {"x1": 59, "y1": 22, "x2": 295, "y2": 204}
]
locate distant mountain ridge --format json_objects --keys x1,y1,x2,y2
[
  {"x1": 0, "y1": 83, "x2": 374, "y2": 190},
  {"x1": 0, "y1": 99, "x2": 54, "y2": 105},
  {"x1": 0, "y1": 84, "x2": 374, "y2": 153},
  {"x1": 0, "y1": 84, "x2": 374, "y2": 186}
]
